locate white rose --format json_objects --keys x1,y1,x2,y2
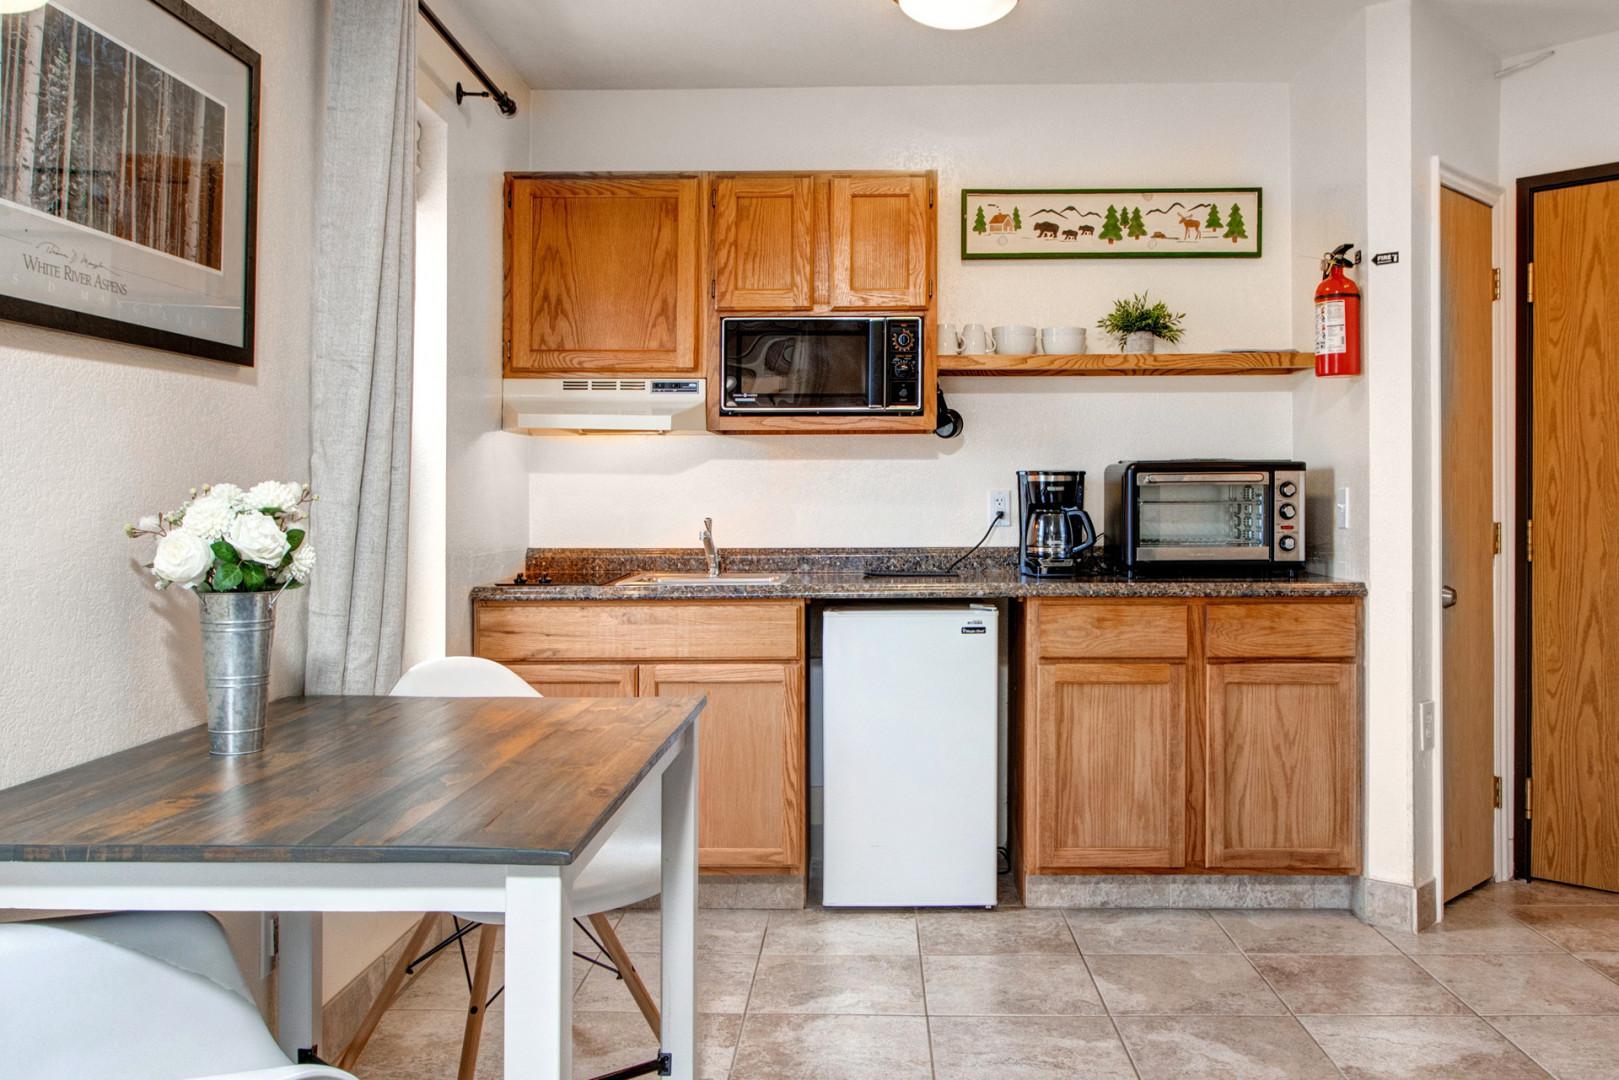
[
  {"x1": 178, "y1": 493, "x2": 237, "y2": 542},
  {"x1": 287, "y1": 543, "x2": 316, "y2": 583},
  {"x1": 207, "y1": 483, "x2": 247, "y2": 508},
  {"x1": 152, "y1": 530, "x2": 211, "y2": 586},
  {"x1": 226, "y1": 511, "x2": 291, "y2": 566},
  {"x1": 246, "y1": 480, "x2": 304, "y2": 515}
]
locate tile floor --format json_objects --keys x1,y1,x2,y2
[{"x1": 353, "y1": 879, "x2": 1619, "y2": 1079}]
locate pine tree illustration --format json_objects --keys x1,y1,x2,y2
[
  {"x1": 973, "y1": 206, "x2": 987, "y2": 234},
  {"x1": 1204, "y1": 203, "x2": 1223, "y2": 231},
  {"x1": 1224, "y1": 203, "x2": 1248, "y2": 244},
  {"x1": 1127, "y1": 207, "x2": 1146, "y2": 239},
  {"x1": 1012, "y1": 207, "x2": 1022, "y2": 231},
  {"x1": 1099, "y1": 205, "x2": 1123, "y2": 245}
]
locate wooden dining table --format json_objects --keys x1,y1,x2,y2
[{"x1": 0, "y1": 693, "x2": 703, "y2": 1080}]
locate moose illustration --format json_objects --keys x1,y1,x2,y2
[
  {"x1": 1033, "y1": 221, "x2": 1061, "y2": 239},
  {"x1": 1061, "y1": 228, "x2": 1079, "y2": 241},
  {"x1": 1178, "y1": 215, "x2": 1203, "y2": 240},
  {"x1": 1076, "y1": 224, "x2": 1095, "y2": 237}
]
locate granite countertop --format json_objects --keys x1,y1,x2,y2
[{"x1": 470, "y1": 548, "x2": 1366, "y2": 602}]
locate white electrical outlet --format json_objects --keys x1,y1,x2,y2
[
  {"x1": 1417, "y1": 699, "x2": 1435, "y2": 751},
  {"x1": 1335, "y1": 487, "x2": 1352, "y2": 530},
  {"x1": 988, "y1": 490, "x2": 1011, "y2": 528}
]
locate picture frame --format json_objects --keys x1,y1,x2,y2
[
  {"x1": 962, "y1": 187, "x2": 1262, "y2": 261},
  {"x1": 0, "y1": 0, "x2": 260, "y2": 365}
]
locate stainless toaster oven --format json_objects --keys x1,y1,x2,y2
[{"x1": 1103, "y1": 460, "x2": 1306, "y2": 571}]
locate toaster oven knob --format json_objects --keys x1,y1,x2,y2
[
  {"x1": 1278, "y1": 503, "x2": 1297, "y2": 520},
  {"x1": 1279, "y1": 480, "x2": 1298, "y2": 498},
  {"x1": 1279, "y1": 535, "x2": 1298, "y2": 552}
]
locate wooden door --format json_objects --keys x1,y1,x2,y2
[
  {"x1": 1033, "y1": 662, "x2": 1186, "y2": 868},
  {"x1": 506, "y1": 176, "x2": 700, "y2": 375},
  {"x1": 1440, "y1": 186, "x2": 1497, "y2": 901},
  {"x1": 1529, "y1": 175, "x2": 1619, "y2": 892},
  {"x1": 506, "y1": 662, "x2": 637, "y2": 698},
  {"x1": 828, "y1": 174, "x2": 929, "y2": 310},
  {"x1": 1206, "y1": 663, "x2": 1358, "y2": 869},
  {"x1": 639, "y1": 662, "x2": 805, "y2": 873},
  {"x1": 712, "y1": 175, "x2": 813, "y2": 311}
]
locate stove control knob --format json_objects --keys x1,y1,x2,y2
[
  {"x1": 1278, "y1": 503, "x2": 1297, "y2": 520},
  {"x1": 1279, "y1": 535, "x2": 1298, "y2": 552},
  {"x1": 1278, "y1": 480, "x2": 1298, "y2": 498}
]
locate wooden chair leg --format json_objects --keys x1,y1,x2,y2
[
  {"x1": 337, "y1": 912, "x2": 442, "y2": 1070},
  {"x1": 589, "y1": 912, "x2": 660, "y2": 1038},
  {"x1": 457, "y1": 924, "x2": 501, "y2": 1080}
]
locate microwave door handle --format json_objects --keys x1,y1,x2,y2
[{"x1": 868, "y1": 321, "x2": 886, "y2": 409}]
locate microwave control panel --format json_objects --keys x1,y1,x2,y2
[{"x1": 885, "y1": 318, "x2": 923, "y2": 410}]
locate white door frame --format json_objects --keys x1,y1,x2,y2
[{"x1": 1426, "y1": 156, "x2": 1512, "y2": 921}]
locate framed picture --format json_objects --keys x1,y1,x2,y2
[
  {"x1": 0, "y1": 0, "x2": 259, "y2": 365},
  {"x1": 962, "y1": 188, "x2": 1262, "y2": 260}
]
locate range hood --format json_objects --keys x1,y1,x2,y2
[{"x1": 502, "y1": 378, "x2": 707, "y2": 435}]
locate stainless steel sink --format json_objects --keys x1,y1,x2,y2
[{"x1": 610, "y1": 571, "x2": 788, "y2": 587}]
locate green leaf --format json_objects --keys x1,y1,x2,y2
[
  {"x1": 286, "y1": 528, "x2": 305, "y2": 553},
  {"x1": 211, "y1": 541, "x2": 240, "y2": 564},
  {"x1": 241, "y1": 562, "x2": 268, "y2": 590},
  {"x1": 213, "y1": 563, "x2": 243, "y2": 591}
]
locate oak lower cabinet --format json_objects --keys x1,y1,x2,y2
[
  {"x1": 1020, "y1": 597, "x2": 1361, "y2": 881},
  {"x1": 473, "y1": 600, "x2": 806, "y2": 875}
]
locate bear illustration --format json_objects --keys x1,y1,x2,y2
[{"x1": 1033, "y1": 221, "x2": 1060, "y2": 239}]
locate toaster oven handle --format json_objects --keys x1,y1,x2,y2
[{"x1": 1138, "y1": 472, "x2": 1269, "y2": 484}]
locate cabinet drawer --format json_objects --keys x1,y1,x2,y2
[
  {"x1": 1037, "y1": 601, "x2": 1189, "y2": 659},
  {"x1": 475, "y1": 601, "x2": 803, "y2": 662},
  {"x1": 1205, "y1": 602, "x2": 1359, "y2": 660}
]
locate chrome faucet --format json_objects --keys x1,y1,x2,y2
[{"x1": 700, "y1": 517, "x2": 720, "y2": 577}]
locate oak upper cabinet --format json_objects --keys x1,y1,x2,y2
[
  {"x1": 505, "y1": 175, "x2": 702, "y2": 375},
  {"x1": 640, "y1": 661, "x2": 805, "y2": 871},
  {"x1": 712, "y1": 174, "x2": 814, "y2": 312},
  {"x1": 828, "y1": 173, "x2": 931, "y2": 310},
  {"x1": 1033, "y1": 661, "x2": 1187, "y2": 868}
]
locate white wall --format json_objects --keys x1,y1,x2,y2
[
  {"x1": 1499, "y1": 30, "x2": 1619, "y2": 183},
  {"x1": 0, "y1": 0, "x2": 319, "y2": 788},
  {"x1": 523, "y1": 84, "x2": 1298, "y2": 545}
]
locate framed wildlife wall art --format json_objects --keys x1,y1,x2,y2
[
  {"x1": 0, "y1": 0, "x2": 260, "y2": 365},
  {"x1": 962, "y1": 187, "x2": 1261, "y2": 260}
]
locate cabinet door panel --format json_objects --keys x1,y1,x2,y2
[
  {"x1": 828, "y1": 174, "x2": 929, "y2": 310},
  {"x1": 640, "y1": 662, "x2": 804, "y2": 873},
  {"x1": 507, "y1": 176, "x2": 699, "y2": 374},
  {"x1": 713, "y1": 175, "x2": 813, "y2": 311},
  {"x1": 505, "y1": 662, "x2": 637, "y2": 698},
  {"x1": 1035, "y1": 662, "x2": 1186, "y2": 868},
  {"x1": 1206, "y1": 663, "x2": 1358, "y2": 869}
]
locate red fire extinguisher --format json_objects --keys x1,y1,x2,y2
[{"x1": 1315, "y1": 243, "x2": 1361, "y2": 377}]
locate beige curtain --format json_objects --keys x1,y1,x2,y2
[{"x1": 306, "y1": 0, "x2": 415, "y2": 694}]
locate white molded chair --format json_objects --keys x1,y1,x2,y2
[
  {"x1": 338, "y1": 656, "x2": 662, "y2": 1079},
  {"x1": 0, "y1": 910, "x2": 356, "y2": 1080}
]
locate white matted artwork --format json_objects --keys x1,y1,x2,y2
[{"x1": 962, "y1": 188, "x2": 1261, "y2": 260}]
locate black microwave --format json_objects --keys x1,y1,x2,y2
[
  {"x1": 720, "y1": 317, "x2": 923, "y2": 415},
  {"x1": 1103, "y1": 460, "x2": 1307, "y2": 571}
]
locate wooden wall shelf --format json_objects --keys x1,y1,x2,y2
[{"x1": 939, "y1": 351, "x2": 1311, "y2": 377}]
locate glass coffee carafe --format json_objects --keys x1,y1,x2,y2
[{"x1": 1017, "y1": 470, "x2": 1097, "y2": 577}]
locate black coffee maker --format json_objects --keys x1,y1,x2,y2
[{"x1": 1018, "y1": 470, "x2": 1098, "y2": 577}]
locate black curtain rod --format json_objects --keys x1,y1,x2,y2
[{"x1": 417, "y1": 1, "x2": 518, "y2": 117}]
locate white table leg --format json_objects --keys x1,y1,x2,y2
[
  {"x1": 276, "y1": 911, "x2": 323, "y2": 1060},
  {"x1": 504, "y1": 867, "x2": 571, "y2": 1078},
  {"x1": 661, "y1": 726, "x2": 699, "y2": 1080}
]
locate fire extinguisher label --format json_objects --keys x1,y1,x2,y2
[{"x1": 1316, "y1": 300, "x2": 1348, "y2": 355}]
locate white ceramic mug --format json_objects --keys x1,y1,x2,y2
[
  {"x1": 1042, "y1": 326, "x2": 1087, "y2": 355},
  {"x1": 960, "y1": 323, "x2": 992, "y2": 354},
  {"x1": 936, "y1": 323, "x2": 960, "y2": 355},
  {"x1": 995, "y1": 324, "x2": 1037, "y2": 355}
]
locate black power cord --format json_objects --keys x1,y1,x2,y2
[{"x1": 864, "y1": 511, "x2": 1005, "y2": 578}]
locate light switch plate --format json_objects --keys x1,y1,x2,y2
[
  {"x1": 1417, "y1": 699, "x2": 1435, "y2": 751},
  {"x1": 988, "y1": 490, "x2": 1011, "y2": 528},
  {"x1": 1335, "y1": 486, "x2": 1352, "y2": 530}
]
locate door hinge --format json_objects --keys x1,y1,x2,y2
[
  {"x1": 1527, "y1": 261, "x2": 1535, "y2": 303},
  {"x1": 502, "y1": 340, "x2": 511, "y2": 363},
  {"x1": 1526, "y1": 518, "x2": 1534, "y2": 563},
  {"x1": 1492, "y1": 267, "x2": 1501, "y2": 301},
  {"x1": 1524, "y1": 777, "x2": 1532, "y2": 819},
  {"x1": 1494, "y1": 775, "x2": 1502, "y2": 809},
  {"x1": 1493, "y1": 521, "x2": 1502, "y2": 556}
]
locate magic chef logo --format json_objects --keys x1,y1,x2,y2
[{"x1": 21, "y1": 243, "x2": 129, "y2": 296}]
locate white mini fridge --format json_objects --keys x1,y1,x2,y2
[{"x1": 822, "y1": 604, "x2": 998, "y2": 907}]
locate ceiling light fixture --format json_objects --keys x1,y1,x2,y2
[{"x1": 894, "y1": 0, "x2": 1018, "y2": 31}]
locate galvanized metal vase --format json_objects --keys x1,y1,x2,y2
[{"x1": 198, "y1": 590, "x2": 276, "y2": 755}]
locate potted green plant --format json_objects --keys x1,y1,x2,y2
[{"x1": 1097, "y1": 292, "x2": 1186, "y2": 354}]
